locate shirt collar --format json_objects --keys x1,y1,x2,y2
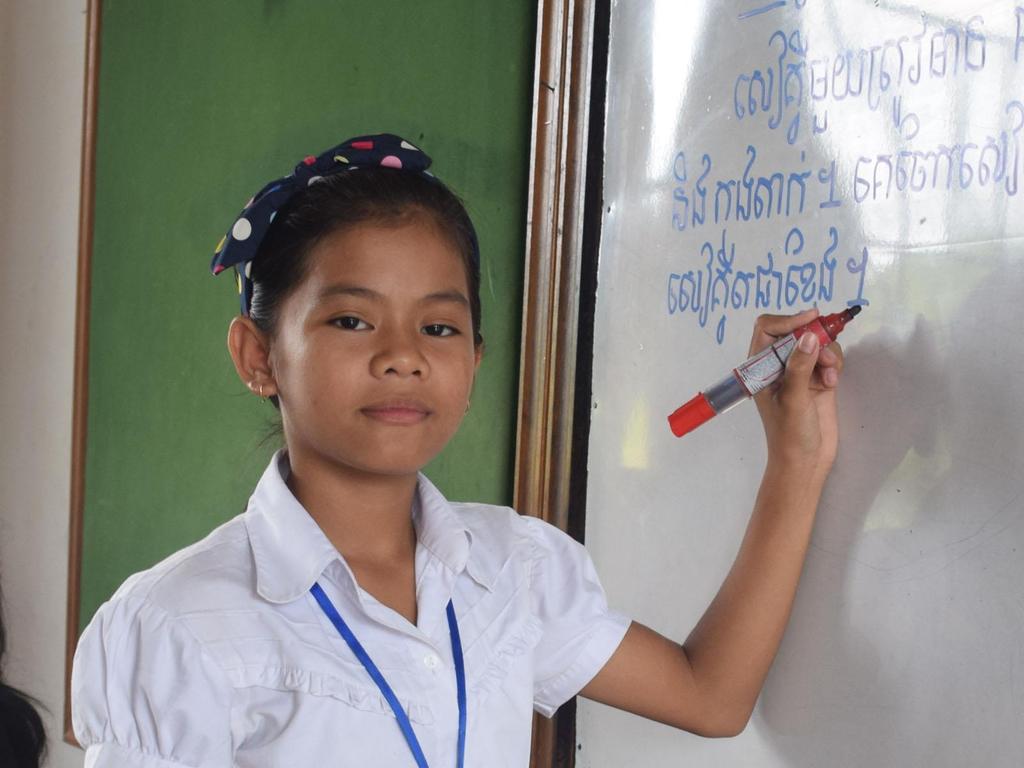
[
  {"x1": 244, "y1": 450, "x2": 490, "y2": 604},
  {"x1": 244, "y1": 450, "x2": 338, "y2": 604},
  {"x1": 408, "y1": 473, "x2": 498, "y2": 591}
]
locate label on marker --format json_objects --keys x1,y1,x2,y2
[{"x1": 734, "y1": 335, "x2": 796, "y2": 396}]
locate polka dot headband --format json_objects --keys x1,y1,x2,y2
[{"x1": 210, "y1": 133, "x2": 478, "y2": 316}]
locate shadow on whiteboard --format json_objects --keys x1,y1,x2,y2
[{"x1": 757, "y1": 263, "x2": 1024, "y2": 766}]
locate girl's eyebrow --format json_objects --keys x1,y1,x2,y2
[
  {"x1": 317, "y1": 284, "x2": 469, "y2": 307},
  {"x1": 422, "y1": 290, "x2": 470, "y2": 308},
  {"x1": 317, "y1": 284, "x2": 381, "y2": 302}
]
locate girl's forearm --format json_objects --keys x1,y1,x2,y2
[{"x1": 681, "y1": 457, "x2": 827, "y2": 732}]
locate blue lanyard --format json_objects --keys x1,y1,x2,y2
[{"x1": 310, "y1": 582, "x2": 467, "y2": 768}]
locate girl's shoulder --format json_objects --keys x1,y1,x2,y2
[
  {"x1": 446, "y1": 500, "x2": 587, "y2": 575},
  {"x1": 448, "y1": 500, "x2": 526, "y2": 538},
  {"x1": 101, "y1": 512, "x2": 254, "y2": 620}
]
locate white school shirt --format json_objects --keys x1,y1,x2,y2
[{"x1": 72, "y1": 450, "x2": 631, "y2": 768}]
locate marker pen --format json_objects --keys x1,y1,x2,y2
[{"x1": 667, "y1": 306, "x2": 861, "y2": 438}]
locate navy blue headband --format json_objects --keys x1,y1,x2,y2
[{"x1": 210, "y1": 133, "x2": 477, "y2": 316}]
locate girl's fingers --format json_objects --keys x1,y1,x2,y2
[
  {"x1": 779, "y1": 330, "x2": 821, "y2": 404},
  {"x1": 748, "y1": 311, "x2": 845, "y2": 396},
  {"x1": 813, "y1": 343, "x2": 843, "y2": 388},
  {"x1": 748, "y1": 308, "x2": 820, "y2": 355}
]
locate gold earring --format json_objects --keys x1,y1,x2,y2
[{"x1": 249, "y1": 380, "x2": 266, "y2": 401}]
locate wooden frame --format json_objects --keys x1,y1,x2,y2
[
  {"x1": 64, "y1": 0, "x2": 102, "y2": 745},
  {"x1": 518, "y1": 1, "x2": 604, "y2": 766},
  {"x1": 63, "y1": 0, "x2": 606, "y2": 758}
]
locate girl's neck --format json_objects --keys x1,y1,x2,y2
[{"x1": 283, "y1": 449, "x2": 419, "y2": 566}]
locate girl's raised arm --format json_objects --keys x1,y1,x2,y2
[{"x1": 578, "y1": 308, "x2": 844, "y2": 737}]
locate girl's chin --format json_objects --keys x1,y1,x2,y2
[
  {"x1": 341, "y1": 452, "x2": 444, "y2": 479},
  {"x1": 292, "y1": 435, "x2": 453, "y2": 478}
]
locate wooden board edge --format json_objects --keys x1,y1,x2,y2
[
  {"x1": 518, "y1": 1, "x2": 601, "y2": 766},
  {"x1": 63, "y1": 0, "x2": 101, "y2": 748}
]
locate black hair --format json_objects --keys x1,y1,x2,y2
[
  {"x1": 0, "y1": 582, "x2": 47, "y2": 768},
  {"x1": 248, "y1": 167, "x2": 483, "y2": 410}
]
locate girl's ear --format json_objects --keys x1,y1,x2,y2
[{"x1": 227, "y1": 316, "x2": 277, "y2": 399}]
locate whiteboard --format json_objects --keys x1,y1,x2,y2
[{"x1": 578, "y1": 2, "x2": 1024, "y2": 766}]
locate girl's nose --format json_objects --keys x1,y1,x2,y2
[{"x1": 370, "y1": 330, "x2": 430, "y2": 379}]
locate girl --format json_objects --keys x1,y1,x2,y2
[
  {"x1": 1, "y1": 580, "x2": 47, "y2": 768},
  {"x1": 72, "y1": 133, "x2": 844, "y2": 767}
]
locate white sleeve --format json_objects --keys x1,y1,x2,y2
[
  {"x1": 524, "y1": 517, "x2": 631, "y2": 717},
  {"x1": 71, "y1": 595, "x2": 235, "y2": 768}
]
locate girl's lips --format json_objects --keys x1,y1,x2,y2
[{"x1": 360, "y1": 402, "x2": 431, "y2": 425}]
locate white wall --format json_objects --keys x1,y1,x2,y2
[{"x1": 0, "y1": 1, "x2": 87, "y2": 765}]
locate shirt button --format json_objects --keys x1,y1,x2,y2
[{"x1": 424, "y1": 654, "x2": 440, "y2": 671}]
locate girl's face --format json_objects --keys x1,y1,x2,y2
[{"x1": 266, "y1": 214, "x2": 482, "y2": 478}]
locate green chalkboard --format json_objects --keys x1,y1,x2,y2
[{"x1": 79, "y1": 0, "x2": 535, "y2": 633}]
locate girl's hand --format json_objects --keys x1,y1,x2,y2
[{"x1": 749, "y1": 308, "x2": 844, "y2": 475}]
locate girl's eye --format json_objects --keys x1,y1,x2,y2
[
  {"x1": 332, "y1": 316, "x2": 371, "y2": 331},
  {"x1": 423, "y1": 323, "x2": 458, "y2": 337}
]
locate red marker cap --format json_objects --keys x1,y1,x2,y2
[{"x1": 667, "y1": 393, "x2": 716, "y2": 437}]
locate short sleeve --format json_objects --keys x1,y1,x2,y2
[
  {"x1": 525, "y1": 518, "x2": 631, "y2": 717},
  {"x1": 71, "y1": 595, "x2": 234, "y2": 768}
]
